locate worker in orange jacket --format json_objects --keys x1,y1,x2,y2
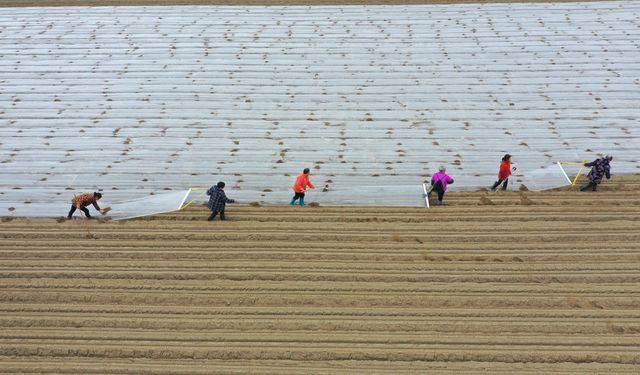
[
  {"x1": 491, "y1": 154, "x2": 516, "y2": 191},
  {"x1": 290, "y1": 168, "x2": 314, "y2": 206}
]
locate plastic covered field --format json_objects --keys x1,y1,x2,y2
[{"x1": 1, "y1": 2, "x2": 639, "y2": 214}]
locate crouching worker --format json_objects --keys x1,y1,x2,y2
[
  {"x1": 290, "y1": 168, "x2": 314, "y2": 206},
  {"x1": 68, "y1": 192, "x2": 104, "y2": 219},
  {"x1": 430, "y1": 166, "x2": 454, "y2": 206},
  {"x1": 207, "y1": 181, "x2": 235, "y2": 221},
  {"x1": 581, "y1": 155, "x2": 612, "y2": 192}
]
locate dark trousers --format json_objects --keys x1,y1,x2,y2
[
  {"x1": 433, "y1": 182, "x2": 445, "y2": 202},
  {"x1": 580, "y1": 181, "x2": 598, "y2": 191},
  {"x1": 292, "y1": 192, "x2": 305, "y2": 201},
  {"x1": 491, "y1": 178, "x2": 508, "y2": 190},
  {"x1": 208, "y1": 210, "x2": 225, "y2": 221},
  {"x1": 68, "y1": 205, "x2": 91, "y2": 218},
  {"x1": 436, "y1": 189, "x2": 445, "y2": 202}
]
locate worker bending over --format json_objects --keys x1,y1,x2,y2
[{"x1": 68, "y1": 192, "x2": 104, "y2": 219}]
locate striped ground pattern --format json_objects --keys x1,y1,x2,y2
[{"x1": 1, "y1": 176, "x2": 639, "y2": 373}]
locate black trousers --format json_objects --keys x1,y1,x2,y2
[
  {"x1": 432, "y1": 182, "x2": 445, "y2": 202},
  {"x1": 292, "y1": 192, "x2": 305, "y2": 201},
  {"x1": 68, "y1": 205, "x2": 91, "y2": 218},
  {"x1": 580, "y1": 181, "x2": 598, "y2": 191},
  {"x1": 208, "y1": 210, "x2": 225, "y2": 220},
  {"x1": 492, "y1": 178, "x2": 508, "y2": 190}
]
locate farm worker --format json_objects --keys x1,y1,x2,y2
[
  {"x1": 206, "y1": 181, "x2": 235, "y2": 221},
  {"x1": 67, "y1": 192, "x2": 104, "y2": 219},
  {"x1": 290, "y1": 168, "x2": 314, "y2": 206},
  {"x1": 580, "y1": 155, "x2": 612, "y2": 192},
  {"x1": 430, "y1": 166, "x2": 454, "y2": 206},
  {"x1": 491, "y1": 154, "x2": 516, "y2": 191}
]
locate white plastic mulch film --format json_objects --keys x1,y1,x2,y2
[
  {"x1": 1, "y1": 3, "x2": 638, "y2": 210},
  {"x1": 105, "y1": 190, "x2": 191, "y2": 220},
  {"x1": 523, "y1": 163, "x2": 573, "y2": 191}
]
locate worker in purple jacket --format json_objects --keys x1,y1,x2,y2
[{"x1": 430, "y1": 166, "x2": 454, "y2": 206}]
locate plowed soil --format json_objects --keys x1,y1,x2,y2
[{"x1": 1, "y1": 176, "x2": 639, "y2": 373}]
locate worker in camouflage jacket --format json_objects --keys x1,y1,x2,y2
[
  {"x1": 206, "y1": 181, "x2": 235, "y2": 221},
  {"x1": 580, "y1": 155, "x2": 612, "y2": 192}
]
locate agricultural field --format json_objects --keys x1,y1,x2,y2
[
  {"x1": 1, "y1": 175, "x2": 639, "y2": 373},
  {"x1": 1, "y1": 0, "x2": 639, "y2": 373}
]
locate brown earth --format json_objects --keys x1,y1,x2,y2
[
  {"x1": 1, "y1": 175, "x2": 639, "y2": 373},
  {"x1": 0, "y1": 0, "x2": 599, "y2": 7}
]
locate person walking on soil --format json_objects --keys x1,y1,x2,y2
[
  {"x1": 430, "y1": 166, "x2": 454, "y2": 206},
  {"x1": 67, "y1": 191, "x2": 105, "y2": 219},
  {"x1": 491, "y1": 154, "x2": 516, "y2": 191},
  {"x1": 290, "y1": 168, "x2": 314, "y2": 206},
  {"x1": 206, "y1": 181, "x2": 235, "y2": 221},
  {"x1": 580, "y1": 155, "x2": 613, "y2": 192}
]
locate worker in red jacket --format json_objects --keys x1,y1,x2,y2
[
  {"x1": 491, "y1": 154, "x2": 516, "y2": 191},
  {"x1": 290, "y1": 168, "x2": 314, "y2": 206}
]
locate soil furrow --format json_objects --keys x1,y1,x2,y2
[{"x1": 1, "y1": 175, "x2": 639, "y2": 372}]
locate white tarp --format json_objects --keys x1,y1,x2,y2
[
  {"x1": 523, "y1": 163, "x2": 573, "y2": 192},
  {"x1": 104, "y1": 190, "x2": 191, "y2": 220}
]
